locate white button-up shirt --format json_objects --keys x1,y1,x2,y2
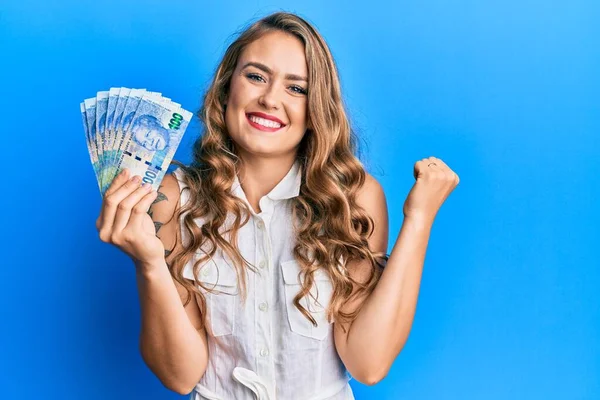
[{"x1": 173, "y1": 160, "x2": 354, "y2": 400}]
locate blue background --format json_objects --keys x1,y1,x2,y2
[{"x1": 1, "y1": 0, "x2": 598, "y2": 399}]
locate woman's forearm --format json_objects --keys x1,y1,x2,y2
[
  {"x1": 345, "y1": 215, "x2": 433, "y2": 381},
  {"x1": 136, "y1": 261, "x2": 208, "y2": 394}
]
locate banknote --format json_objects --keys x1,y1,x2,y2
[
  {"x1": 115, "y1": 92, "x2": 192, "y2": 191},
  {"x1": 105, "y1": 87, "x2": 121, "y2": 188},
  {"x1": 95, "y1": 91, "x2": 110, "y2": 188},
  {"x1": 83, "y1": 97, "x2": 101, "y2": 180},
  {"x1": 100, "y1": 89, "x2": 146, "y2": 193},
  {"x1": 106, "y1": 87, "x2": 131, "y2": 183},
  {"x1": 80, "y1": 102, "x2": 101, "y2": 190},
  {"x1": 80, "y1": 88, "x2": 192, "y2": 196}
]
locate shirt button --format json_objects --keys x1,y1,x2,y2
[
  {"x1": 201, "y1": 268, "x2": 210, "y2": 277},
  {"x1": 256, "y1": 220, "x2": 265, "y2": 230},
  {"x1": 259, "y1": 302, "x2": 268, "y2": 312},
  {"x1": 260, "y1": 348, "x2": 269, "y2": 357},
  {"x1": 258, "y1": 260, "x2": 266, "y2": 269}
]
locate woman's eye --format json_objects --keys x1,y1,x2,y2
[
  {"x1": 246, "y1": 73, "x2": 264, "y2": 82},
  {"x1": 290, "y1": 85, "x2": 307, "y2": 95},
  {"x1": 246, "y1": 72, "x2": 307, "y2": 95}
]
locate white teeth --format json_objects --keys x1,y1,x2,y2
[{"x1": 249, "y1": 115, "x2": 282, "y2": 128}]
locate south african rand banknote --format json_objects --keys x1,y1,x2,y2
[{"x1": 80, "y1": 88, "x2": 192, "y2": 196}]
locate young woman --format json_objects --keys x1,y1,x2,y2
[{"x1": 96, "y1": 11, "x2": 459, "y2": 400}]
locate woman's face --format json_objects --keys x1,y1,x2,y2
[{"x1": 225, "y1": 31, "x2": 309, "y2": 159}]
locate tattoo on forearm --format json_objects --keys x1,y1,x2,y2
[
  {"x1": 152, "y1": 188, "x2": 168, "y2": 206},
  {"x1": 148, "y1": 187, "x2": 169, "y2": 234}
]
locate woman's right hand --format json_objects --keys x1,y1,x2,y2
[{"x1": 96, "y1": 168, "x2": 165, "y2": 269}]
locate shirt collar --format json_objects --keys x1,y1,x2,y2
[{"x1": 231, "y1": 159, "x2": 302, "y2": 202}]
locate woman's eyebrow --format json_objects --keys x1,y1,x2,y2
[{"x1": 242, "y1": 61, "x2": 307, "y2": 82}]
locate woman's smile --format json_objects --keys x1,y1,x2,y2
[{"x1": 246, "y1": 113, "x2": 286, "y2": 133}]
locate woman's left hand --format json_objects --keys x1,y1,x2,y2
[{"x1": 403, "y1": 157, "x2": 460, "y2": 223}]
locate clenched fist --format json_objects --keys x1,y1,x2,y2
[{"x1": 403, "y1": 157, "x2": 460, "y2": 223}]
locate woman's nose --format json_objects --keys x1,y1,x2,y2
[{"x1": 258, "y1": 85, "x2": 281, "y2": 110}]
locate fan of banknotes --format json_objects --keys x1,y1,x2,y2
[{"x1": 79, "y1": 88, "x2": 192, "y2": 196}]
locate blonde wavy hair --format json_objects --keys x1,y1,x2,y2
[{"x1": 170, "y1": 11, "x2": 388, "y2": 331}]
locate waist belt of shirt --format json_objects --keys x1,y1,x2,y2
[{"x1": 193, "y1": 366, "x2": 351, "y2": 400}]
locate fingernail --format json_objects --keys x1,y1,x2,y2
[
  {"x1": 142, "y1": 183, "x2": 151, "y2": 190},
  {"x1": 131, "y1": 175, "x2": 141, "y2": 183}
]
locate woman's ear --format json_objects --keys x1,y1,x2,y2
[
  {"x1": 306, "y1": 118, "x2": 313, "y2": 131},
  {"x1": 222, "y1": 93, "x2": 229, "y2": 109}
]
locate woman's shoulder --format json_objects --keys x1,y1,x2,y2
[
  {"x1": 359, "y1": 172, "x2": 385, "y2": 201},
  {"x1": 159, "y1": 171, "x2": 183, "y2": 197},
  {"x1": 356, "y1": 172, "x2": 387, "y2": 222}
]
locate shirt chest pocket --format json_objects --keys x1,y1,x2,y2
[
  {"x1": 197, "y1": 257, "x2": 239, "y2": 337},
  {"x1": 280, "y1": 260, "x2": 334, "y2": 340}
]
